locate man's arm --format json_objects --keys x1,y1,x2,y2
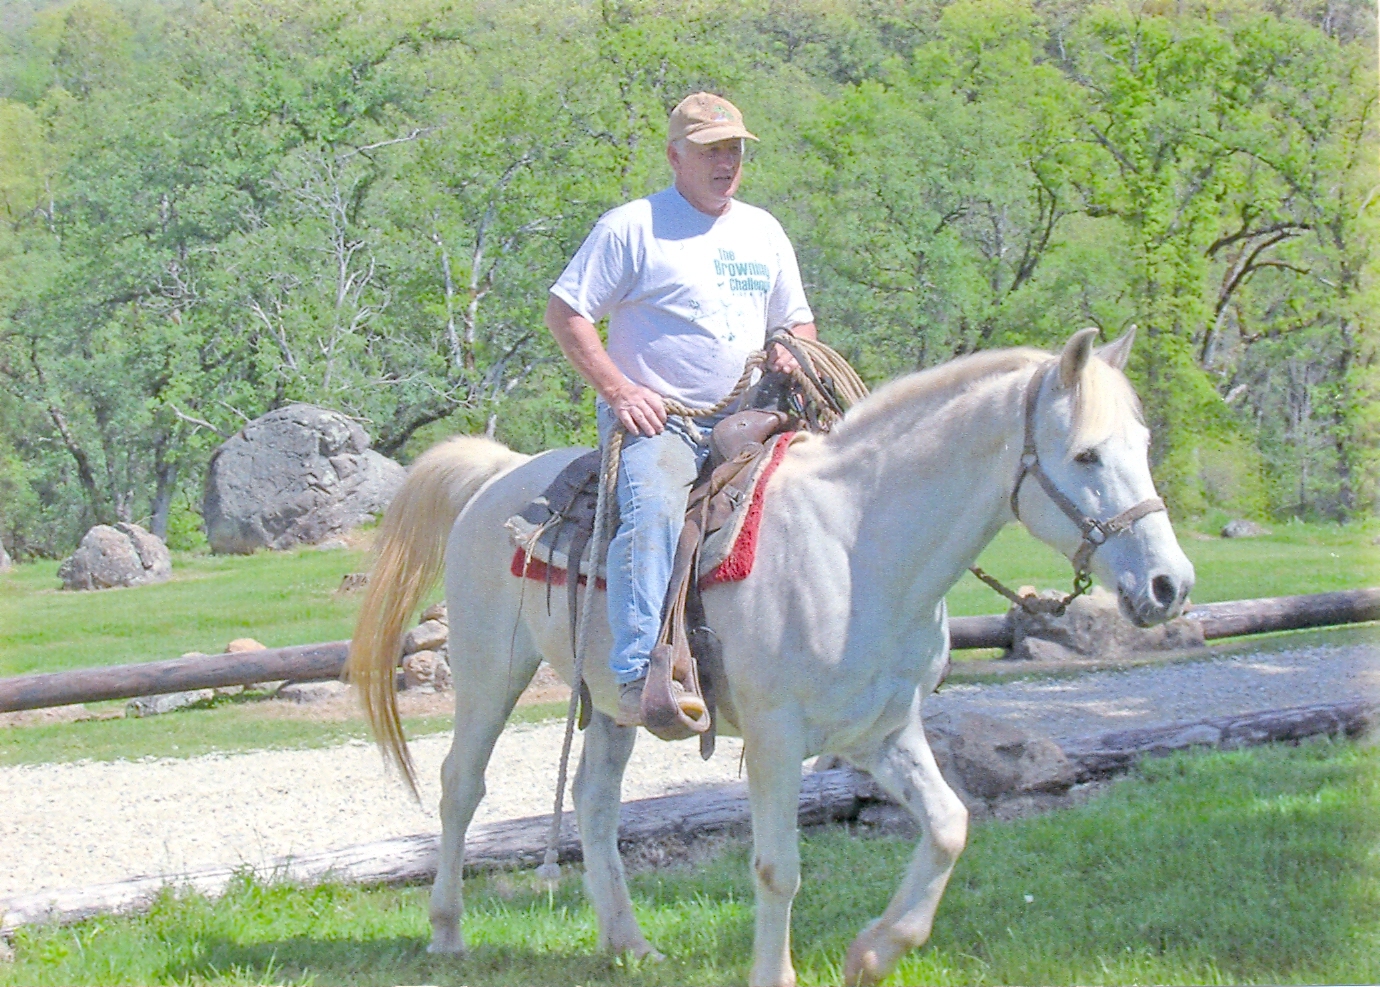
[{"x1": 544, "y1": 295, "x2": 668, "y2": 437}]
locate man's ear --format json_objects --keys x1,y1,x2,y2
[
  {"x1": 1058, "y1": 327, "x2": 1101, "y2": 389},
  {"x1": 1096, "y1": 326, "x2": 1137, "y2": 371}
]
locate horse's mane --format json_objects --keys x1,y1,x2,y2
[{"x1": 827, "y1": 344, "x2": 1142, "y2": 458}]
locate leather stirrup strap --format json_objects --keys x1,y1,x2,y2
[
  {"x1": 564, "y1": 521, "x2": 594, "y2": 731},
  {"x1": 642, "y1": 516, "x2": 711, "y2": 740}
]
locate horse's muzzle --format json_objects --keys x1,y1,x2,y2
[{"x1": 1117, "y1": 569, "x2": 1193, "y2": 627}]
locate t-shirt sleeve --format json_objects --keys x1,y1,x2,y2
[
  {"x1": 765, "y1": 224, "x2": 814, "y2": 331},
  {"x1": 550, "y1": 218, "x2": 635, "y2": 322}
]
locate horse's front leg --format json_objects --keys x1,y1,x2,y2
[
  {"x1": 744, "y1": 716, "x2": 806, "y2": 987},
  {"x1": 843, "y1": 715, "x2": 968, "y2": 986},
  {"x1": 572, "y1": 709, "x2": 660, "y2": 959}
]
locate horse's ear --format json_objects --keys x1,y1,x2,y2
[
  {"x1": 1058, "y1": 327, "x2": 1101, "y2": 389},
  {"x1": 1096, "y1": 325, "x2": 1136, "y2": 371}
]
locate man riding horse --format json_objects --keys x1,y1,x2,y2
[{"x1": 545, "y1": 92, "x2": 818, "y2": 726}]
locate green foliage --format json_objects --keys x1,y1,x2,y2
[
  {"x1": 0, "y1": 0, "x2": 1375, "y2": 558},
  {"x1": 2, "y1": 738, "x2": 1375, "y2": 985}
]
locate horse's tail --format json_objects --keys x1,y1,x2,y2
[{"x1": 348, "y1": 435, "x2": 528, "y2": 797}]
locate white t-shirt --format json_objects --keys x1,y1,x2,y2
[{"x1": 551, "y1": 186, "x2": 813, "y2": 407}]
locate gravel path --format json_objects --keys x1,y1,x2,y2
[{"x1": 3, "y1": 638, "x2": 1375, "y2": 900}]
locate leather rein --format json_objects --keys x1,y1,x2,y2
[{"x1": 968, "y1": 360, "x2": 1166, "y2": 617}]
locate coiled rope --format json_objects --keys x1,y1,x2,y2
[{"x1": 534, "y1": 334, "x2": 866, "y2": 885}]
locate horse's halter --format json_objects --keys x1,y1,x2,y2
[{"x1": 970, "y1": 360, "x2": 1167, "y2": 616}]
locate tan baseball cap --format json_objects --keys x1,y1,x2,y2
[{"x1": 668, "y1": 93, "x2": 758, "y2": 144}]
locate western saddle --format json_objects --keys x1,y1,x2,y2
[{"x1": 507, "y1": 355, "x2": 855, "y2": 757}]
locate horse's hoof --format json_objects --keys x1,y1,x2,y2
[
  {"x1": 609, "y1": 938, "x2": 664, "y2": 963},
  {"x1": 839, "y1": 938, "x2": 883, "y2": 982},
  {"x1": 426, "y1": 929, "x2": 467, "y2": 956}
]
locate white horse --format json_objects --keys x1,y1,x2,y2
[{"x1": 348, "y1": 327, "x2": 1194, "y2": 986}]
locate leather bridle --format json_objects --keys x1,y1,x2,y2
[{"x1": 970, "y1": 360, "x2": 1167, "y2": 616}]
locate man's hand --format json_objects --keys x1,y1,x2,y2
[
  {"x1": 607, "y1": 380, "x2": 668, "y2": 437},
  {"x1": 766, "y1": 336, "x2": 801, "y2": 375},
  {"x1": 766, "y1": 323, "x2": 817, "y2": 375}
]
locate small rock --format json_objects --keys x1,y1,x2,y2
[
  {"x1": 1221, "y1": 518, "x2": 1269, "y2": 538},
  {"x1": 338, "y1": 572, "x2": 369, "y2": 593},
  {"x1": 316, "y1": 538, "x2": 349, "y2": 551},
  {"x1": 856, "y1": 802, "x2": 921, "y2": 835},
  {"x1": 421, "y1": 602, "x2": 448, "y2": 624},
  {"x1": 225, "y1": 638, "x2": 265, "y2": 653},
  {"x1": 247, "y1": 681, "x2": 285, "y2": 695},
  {"x1": 277, "y1": 680, "x2": 348, "y2": 703},
  {"x1": 126, "y1": 689, "x2": 214, "y2": 717},
  {"x1": 180, "y1": 651, "x2": 209, "y2": 659},
  {"x1": 925, "y1": 711, "x2": 1075, "y2": 807},
  {"x1": 214, "y1": 685, "x2": 245, "y2": 698},
  {"x1": 0, "y1": 540, "x2": 11, "y2": 572},
  {"x1": 403, "y1": 650, "x2": 452, "y2": 692},
  {"x1": 0, "y1": 938, "x2": 12, "y2": 963},
  {"x1": 57, "y1": 523, "x2": 172, "y2": 590},
  {"x1": 404, "y1": 619, "x2": 448, "y2": 655}
]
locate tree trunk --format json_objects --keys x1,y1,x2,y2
[{"x1": 149, "y1": 456, "x2": 177, "y2": 541}]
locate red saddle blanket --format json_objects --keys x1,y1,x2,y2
[{"x1": 510, "y1": 431, "x2": 795, "y2": 590}]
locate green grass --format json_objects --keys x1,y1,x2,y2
[
  {"x1": 0, "y1": 699, "x2": 569, "y2": 766},
  {"x1": 0, "y1": 548, "x2": 376, "y2": 678},
  {"x1": 4, "y1": 737, "x2": 1376, "y2": 985}
]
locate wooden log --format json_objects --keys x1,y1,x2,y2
[
  {"x1": 1, "y1": 588, "x2": 1373, "y2": 714},
  {"x1": 948, "y1": 613, "x2": 1012, "y2": 650},
  {"x1": 0, "y1": 642, "x2": 350, "y2": 714},
  {"x1": 0, "y1": 767, "x2": 868, "y2": 934},
  {"x1": 1058, "y1": 698, "x2": 1379, "y2": 782},
  {"x1": 1185, "y1": 588, "x2": 1380, "y2": 640}
]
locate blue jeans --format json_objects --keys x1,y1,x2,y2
[{"x1": 597, "y1": 403, "x2": 718, "y2": 684}]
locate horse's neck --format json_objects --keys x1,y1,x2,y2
[{"x1": 810, "y1": 367, "x2": 1030, "y2": 611}]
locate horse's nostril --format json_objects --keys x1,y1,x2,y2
[{"x1": 1151, "y1": 574, "x2": 1177, "y2": 609}]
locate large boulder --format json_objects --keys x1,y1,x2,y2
[
  {"x1": 203, "y1": 404, "x2": 404, "y2": 554},
  {"x1": 58, "y1": 523, "x2": 172, "y2": 590},
  {"x1": 1004, "y1": 585, "x2": 1204, "y2": 662}
]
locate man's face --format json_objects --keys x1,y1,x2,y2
[{"x1": 668, "y1": 138, "x2": 744, "y2": 214}]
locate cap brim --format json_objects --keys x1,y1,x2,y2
[{"x1": 683, "y1": 123, "x2": 759, "y2": 143}]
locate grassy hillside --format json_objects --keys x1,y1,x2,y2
[{"x1": 1, "y1": 520, "x2": 1375, "y2": 679}]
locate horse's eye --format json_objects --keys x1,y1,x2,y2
[{"x1": 1074, "y1": 449, "x2": 1101, "y2": 466}]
